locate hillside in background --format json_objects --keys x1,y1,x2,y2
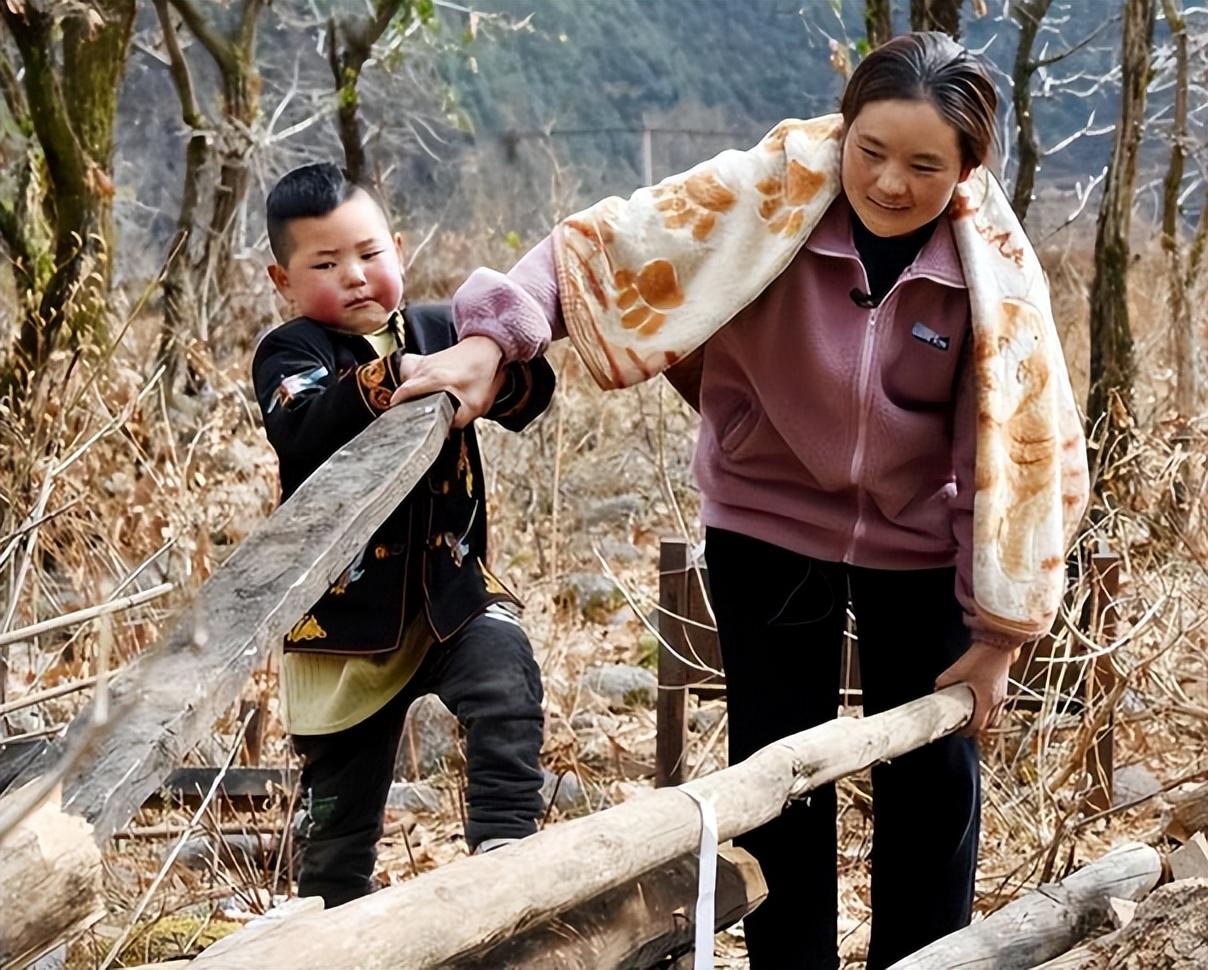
[
  {"x1": 111, "y1": 0, "x2": 1155, "y2": 272},
  {"x1": 441, "y1": 0, "x2": 1127, "y2": 197}
]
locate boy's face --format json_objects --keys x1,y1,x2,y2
[{"x1": 268, "y1": 189, "x2": 405, "y2": 333}]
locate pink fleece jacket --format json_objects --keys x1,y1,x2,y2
[{"x1": 454, "y1": 196, "x2": 1023, "y2": 649}]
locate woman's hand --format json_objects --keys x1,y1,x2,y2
[
  {"x1": 934, "y1": 642, "x2": 1014, "y2": 737},
  {"x1": 390, "y1": 336, "x2": 505, "y2": 428}
]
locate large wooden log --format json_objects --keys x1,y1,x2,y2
[
  {"x1": 0, "y1": 784, "x2": 103, "y2": 967},
  {"x1": 0, "y1": 396, "x2": 451, "y2": 966},
  {"x1": 185, "y1": 685, "x2": 974, "y2": 969},
  {"x1": 887, "y1": 841, "x2": 1164, "y2": 970},
  {"x1": 1033, "y1": 878, "x2": 1208, "y2": 969},
  {"x1": 447, "y1": 846, "x2": 766, "y2": 970}
]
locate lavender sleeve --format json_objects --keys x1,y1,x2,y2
[
  {"x1": 952, "y1": 351, "x2": 1028, "y2": 652},
  {"x1": 452, "y1": 234, "x2": 567, "y2": 363}
]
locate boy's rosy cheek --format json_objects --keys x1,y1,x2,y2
[
  {"x1": 375, "y1": 267, "x2": 404, "y2": 308},
  {"x1": 302, "y1": 285, "x2": 349, "y2": 321}
]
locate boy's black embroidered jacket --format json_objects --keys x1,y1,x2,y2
[{"x1": 251, "y1": 303, "x2": 554, "y2": 654}]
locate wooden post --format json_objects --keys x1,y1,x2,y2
[
  {"x1": 656, "y1": 540, "x2": 690, "y2": 787},
  {"x1": 1085, "y1": 549, "x2": 1120, "y2": 812}
]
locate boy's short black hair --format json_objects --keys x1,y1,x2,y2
[{"x1": 266, "y1": 162, "x2": 369, "y2": 263}]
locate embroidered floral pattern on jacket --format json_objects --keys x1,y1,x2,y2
[{"x1": 357, "y1": 357, "x2": 394, "y2": 412}]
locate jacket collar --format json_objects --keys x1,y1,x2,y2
[{"x1": 805, "y1": 194, "x2": 967, "y2": 289}]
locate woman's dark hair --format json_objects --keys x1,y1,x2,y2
[{"x1": 840, "y1": 32, "x2": 998, "y2": 170}]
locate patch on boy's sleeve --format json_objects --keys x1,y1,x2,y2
[
  {"x1": 269, "y1": 365, "x2": 329, "y2": 413},
  {"x1": 287, "y1": 614, "x2": 327, "y2": 642},
  {"x1": 479, "y1": 558, "x2": 520, "y2": 602}
]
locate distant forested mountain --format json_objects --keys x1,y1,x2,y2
[
  {"x1": 441, "y1": 0, "x2": 1129, "y2": 194},
  {"x1": 112, "y1": 0, "x2": 1175, "y2": 275}
]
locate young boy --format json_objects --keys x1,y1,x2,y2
[{"x1": 252, "y1": 163, "x2": 554, "y2": 908}]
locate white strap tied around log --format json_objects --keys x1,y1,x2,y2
[{"x1": 681, "y1": 787, "x2": 719, "y2": 970}]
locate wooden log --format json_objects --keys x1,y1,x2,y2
[
  {"x1": 447, "y1": 846, "x2": 765, "y2": 970},
  {"x1": 184, "y1": 685, "x2": 974, "y2": 969},
  {"x1": 0, "y1": 396, "x2": 451, "y2": 965},
  {"x1": 0, "y1": 783, "x2": 103, "y2": 967},
  {"x1": 1164, "y1": 780, "x2": 1208, "y2": 842},
  {"x1": 1032, "y1": 878, "x2": 1208, "y2": 969},
  {"x1": 887, "y1": 842, "x2": 1163, "y2": 970},
  {"x1": 6, "y1": 395, "x2": 450, "y2": 844}
]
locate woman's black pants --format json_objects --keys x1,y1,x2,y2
[{"x1": 705, "y1": 527, "x2": 980, "y2": 970}]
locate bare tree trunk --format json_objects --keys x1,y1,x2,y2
[
  {"x1": 1009, "y1": 0, "x2": 1054, "y2": 224},
  {"x1": 910, "y1": 0, "x2": 962, "y2": 37},
  {"x1": 1160, "y1": 0, "x2": 1199, "y2": 420},
  {"x1": 152, "y1": 0, "x2": 209, "y2": 395},
  {"x1": 327, "y1": 1, "x2": 409, "y2": 186},
  {"x1": 0, "y1": 54, "x2": 53, "y2": 324},
  {"x1": 157, "y1": 0, "x2": 264, "y2": 389},
  {"x1": 1085, "y1": 0, "x2": 1155, "y2": 471},
  {"x1": 0, "y1": 0, "x2": 136, "y2": 382},
  {"x1": 865, "y1": 0, "x2": 894, "y2": 48}
]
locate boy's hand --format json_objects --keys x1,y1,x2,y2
[
  {"x1": 391, "y1": 336, "x2": 505, "y2": 427},
  {"x1": 934, "y1": 642, "x2": 1013, "y2": 737}
]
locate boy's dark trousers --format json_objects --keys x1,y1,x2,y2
[
  {"x1": 291, "y1": 611, "x2": 544, "y2": 908},
  {"x1": 704, "y1": 527, "x2": 980, "y2": 970}
]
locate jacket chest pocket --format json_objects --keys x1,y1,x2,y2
[{"x1": 881, "y1": 316, "x2": 965, "y2": 409}]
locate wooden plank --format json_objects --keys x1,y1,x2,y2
[
  {"x1": 184, "y1": 685, "x2": 974, "y2": 969},
  {"x1": 0, "y1": 397, "x2": 449, "y2": 966},
  {"x1": 887, "y1": 842, "x2": 1163, "y2": 970},
  {"x1": 5, "y1": 395, "x2": 450, "y2": 844},
  {"x1": 152, "y1": 767, "x2": 296, "y2": 809},
  {"x1": 446, "y1": 846, "x2": 766, "y2": 970}
]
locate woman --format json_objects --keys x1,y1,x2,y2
[{"x1": 395, "y1": 32, "x2": 1088, "y2": 970}]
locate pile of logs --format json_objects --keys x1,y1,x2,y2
[{"x1": 890, "y1": 781, "x2": 1208, "y2": 970}]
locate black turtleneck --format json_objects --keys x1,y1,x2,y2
[{"x1": 851, "y1": 212, "x2": 941, "y2": 307}]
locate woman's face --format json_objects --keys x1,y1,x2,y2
[{"x1": 841, "y1": 98, "x2": 970, "y2": 238}]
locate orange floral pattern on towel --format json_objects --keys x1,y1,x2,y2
[
  {"x1": 652, "y1": 171, "x2": 737, "y2": 241},
  {"x1": 761, "y1": 116, "x2": 843, "y2": 155},
  {"x1": 757, "y1": 159, "x2": 828, "y2": 237},
  {"x1": 614, "y1": 259, "x2": 684, "y2": 336}
]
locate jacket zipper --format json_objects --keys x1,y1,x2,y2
[{"x1": 842, "y1": 266, "x2": 949, "y2": 562}]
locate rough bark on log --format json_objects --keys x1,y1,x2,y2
[
  {"x1": 447, "y1": 846, "x2": 765, "y2": 970},
  {"x1": 184, "y1": 685, "x2": 974, "y2": 969},
  {"x1": 0, "y1": 396, "x2": 450, "y2": 966},
  {"x1": 887, "y1": 842, "x2": 1163, "y2": 969},
  {"x1": 1032, "y1": 878, "x2": 1208, "y2": 969},
  {"x1": 0, "y1": 783, "x2": 103, "y2": 967}
]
